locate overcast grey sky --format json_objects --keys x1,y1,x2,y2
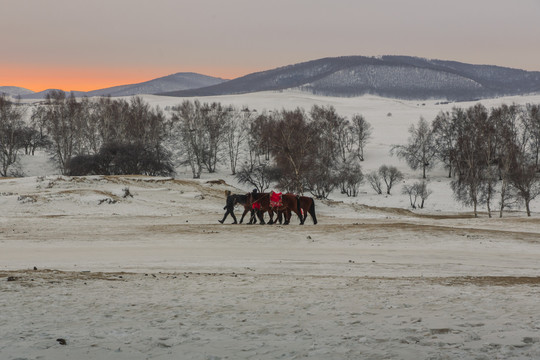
[{"x1": 2, "y1": 0, "x2": 539, "y2": 91}]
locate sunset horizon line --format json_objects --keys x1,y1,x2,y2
[
  {"x1": 3, "y1": 55, "x2": 540, "y2": 94},
  {"x1": 0, "y1": 66, "x2": 257, "y2": 93}
]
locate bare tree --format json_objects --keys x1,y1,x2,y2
[
  {"x1": 378, "y1": 165, "x2": 403, "y2": 195},
  {"x1": 19, "y1": 126, "x2": 43, "y2": 155},
  {"x1": 509, "y1": 161, "x2": 540, "y2": 216},
  {"x1": 416, "y1": 180, "x2": 432, "y2": 209},
  {"x1": 403, "y1": 180, "x2": 432, "y2": 209},
  {"x1": 478, "y1": 105, "x2": 500, "y2": 218},
  {"x1": 392, "y1": 117, "x2": 437, "y2": 179},
  {"x1": 337, "y1": 156, "x2": 364, "y2": 197},
  {"x1": 200, "y1": 102, "x2": 229, "y2": 173},
  {"x1": 350, "y1": 114, "x2": 372, "y2": 161},
  {"x1": 0, "y1": 95, "x2": 26, "y2": 176},
  {"x1": 307, "y1": 105, "x2": 346, "y2": 198},
  {"x1": 366, "y1": 171, "x2": 383, "y2": 194},
  {"x1": 450, "y1": 104, "x2": 489, "y2": 217},
  {"x1": 305, "y1": 164, "x2": 340, "y2": 199},
  {"x1": 170, "y1": 100, "x2": 205, "y2": 178},
  {"x1": 267, "y1": 108, "x2": 317, "y2": 193},
  {"x1": 310, "y1": 105, "x2": 349, "y2": 163},
  {"x1": 247, "y1": 112, "x2": 272, "y2": 168},
  {"x1": 93, "y1": 97, "x2": 130, "y2": 147},
  {"x1": 432, "y1": 109, "x2": 461, "y2": 177},
  {"x1": 402, "y1": 183, "x2": 419, "y2": 209},
  {"x1": 32, "y1": 91, "x2": 87, "y2": 174},
  {"x1": 224, "y1": 107, "x2": 251, "y2": 175},
  {"x1": 524, "y1": 103, "x2": 540, "y2": 171},
  {"x1": 235, "y1": 163, "x2": 279, "y2": 193}
]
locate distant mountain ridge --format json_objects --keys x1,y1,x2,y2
[
  {"x1": 85, "y1": 72, "x2": 226, "y2": 97},
  {"x1": 13, "y1": 72, "x2": 226, "y2": 100},
  {"x1": 4, "y1": 56, "x2": 540, "y2": 101},
  {"x1": 0, "y1": 86, "x2": 34, "y2": 97},
  {"x1": 159, "y1": 56, "x2": 540, "y2": 100}
]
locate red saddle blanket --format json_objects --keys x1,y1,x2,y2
[{"x1": 270, "y1": 191, "x2": 283, "y2": 208}]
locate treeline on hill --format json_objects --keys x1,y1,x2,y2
[
  {"x1": 1, "y1": 92, "x2": 539, "y2": 216},
  {"x1": 0, "y1": 92, "x2": 372, "y2": 200},
  {"x1": 391, "y1": 104, "x2": 540, "y2": 217}
]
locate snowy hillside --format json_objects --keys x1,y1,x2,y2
[
  {"x1": 16, "y1": 90, "x2": 540, "y2": 215},
  {"x1": 301, "y1": 64, "x2": 483, "y2": 98},
  {"x1": 162, "y1": 55, "x2": 540, "y2": 100},
  {"x1": 17, "y1": 72, "x2": 226, "y2": 99},
  {"x1": 0, "y1": 86, "x2": 34, "y2": 97},
  {"x1": 85, "y1": 72, "x2": 227, "y2": 97}
]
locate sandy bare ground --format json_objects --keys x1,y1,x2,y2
[{"x1": 1, "y1": 176, "x2": 540, "y2": 359}]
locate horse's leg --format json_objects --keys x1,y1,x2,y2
[
  {"x1": 286, "y1": 209, "x2": 293, "y2": 225},
  {"x1": 267, "y1": 209, "x2": 275, "y2": 225},
  {"x1": 276, "y1": 210, "x2": 283, "y2": 225},
  {"x1": 282, "y1": 208, "x2": 290, "y2": 225},
  {"x1": 248, "y1": 210, "x2": 256, "y2": 224},
  {"x1": 291, "y1": 208, "x2": 303, "y2": 225},
  {"x1": 257, "y1": 210, "x2": 266, "y2": 225},
  {"x1": 295, "y1": 197, "x2": 304, "y2": 225},
  {"x1": 239, "y1": 208, "x2": 249, "y2": 224},
  {"x1": 309, "y1": 200, "x2": 317, "y2": 225}
]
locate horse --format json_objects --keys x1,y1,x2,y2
[
  {"x1": 279, "y1": 195, "x2": 317, "y2": 224},
  {"x1": 218, "y1": 190, "x2": 257, "y2": 224},
  {"x1": 248, "y1": 191, "x2": 304, "y2": 225}
]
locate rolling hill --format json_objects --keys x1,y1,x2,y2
[
  {"x1": 0, "y1": 86, "x2": 35, "y2": 97},
  {"x1": 159, "y1": 56, "x2": 540, "y2": 100},
  {"x1": 16, "y1": 72, "x2": 227, "y2": 99}
]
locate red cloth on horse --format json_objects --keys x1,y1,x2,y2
[
  {"x1": 252, "y1": 202, "x2": 261, "y2": 210},
  {"x1": 270, "y1": 191, "x2": 282, "y2": 208}
]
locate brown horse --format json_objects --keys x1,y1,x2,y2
[
  {"x1": 279, "y1": 195, "x2": 317, "y2": 225},
  {"x1": 248, "y1": 191, "x2": 303, "y2": 225}
]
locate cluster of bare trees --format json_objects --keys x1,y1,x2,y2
[
  {"x1": 169, "y1": 101, "x2": 371, "y2": 198},
  {"x1": 169, "y1": 100, "x2": 237, "y2": 178},
  {"x1": 393, "y1": 103, "x2": 540, "y2": 217},
  {"x1": 232, "y1": 105, "x2": 371, "y2": 198},
  {"x1": 7, "y1": 94, "x2": 372, "y2": 198},
  {"x1": 0, "y1": 95, "x2": 48, "y2": 177},
  {"x1": 31, "y1": 92, "x2": 173, "y2": 176},
  {"x1": 4, "y1": 91, "x2": 539, "y2": 215},
  {"x1": 366, "y1": 165, "x2": 404, "y2": 195}
]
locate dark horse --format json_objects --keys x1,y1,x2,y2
[
  {"x1": 280, "y1": 195, "x2": 317, "y2": 224},
  {"x1": 248, "y1": 191, "x2": 304, "y2": 225},
  {"x1": 218, "y1": 190, "x2": 257, "y2": 224}
]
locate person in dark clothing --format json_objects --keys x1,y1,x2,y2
[{"x1": 218, "y1": 190, "x2": 256, "y2": 224}]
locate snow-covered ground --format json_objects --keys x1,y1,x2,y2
[{"x1": 2, "y1": 91, "x2": 540, "y2": 359}]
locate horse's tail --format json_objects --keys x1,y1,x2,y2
[
  {"x1": 309, "y1": 198, "x2": 317, "y2": 225},
  {"x1": 296, "y1": 195, "x2": 304, "y2": 225}
]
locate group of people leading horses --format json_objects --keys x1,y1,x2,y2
[{"x1": 218, "y1": 189, "x2": 317, "y2": 225}]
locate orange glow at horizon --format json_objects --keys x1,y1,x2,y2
[{"x1": 1, "y1": 65, "x2": 256, "y2": 93}]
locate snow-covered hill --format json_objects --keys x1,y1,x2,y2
[
  {"x1": 15, "y1": 90, "x2": 540, "y2": 215},
  {"x1": 17, "y1": 72, "x2": 227, "y2": 99},
  {"x1": 85, "y1": 72, "x2": 227, "y2": 97},
  {"x1": 0, "y1": 86, "x2": 34, "y2": 97},
  {"x1": 161, "y1": 56, "x2": 540, "y2": 100}
]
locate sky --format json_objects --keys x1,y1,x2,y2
[{"x1": 2, "y1": 0, "x2": 540, "y2": 92}]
